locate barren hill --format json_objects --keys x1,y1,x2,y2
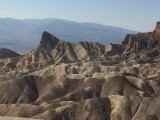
[
  {"x1": 0, "y1": 22, "x2": 160, "y2": 120},
  {"x1": 0, "y1": 48, "x2": 20, "y2": 59}
]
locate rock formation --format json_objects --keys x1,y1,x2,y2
[
  {"x1": 0, "y1": 22, "x2": 160, "y2": 120},
  {"x1": 123, "y1": 22, "x2": 160, "y2": 52},
  {"x1": 154, "y1": 21, "x2": 160, "y2": 34}
]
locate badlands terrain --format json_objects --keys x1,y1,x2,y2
[{"x1": 0, "y1": 22, "x2": 160, "y2": 120}]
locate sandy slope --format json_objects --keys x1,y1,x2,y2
[{"x1": 0, "y1": 116, "x2": 42, "y2": 120}]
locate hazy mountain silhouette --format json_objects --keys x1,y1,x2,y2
[{"x1": 0, "y1": 18, "x2": 137, "y2": 53}]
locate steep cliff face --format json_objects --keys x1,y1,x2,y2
[{"x1": 122, "y1": 22, "x2": 160, "y2": 52}]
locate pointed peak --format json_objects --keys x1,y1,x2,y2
[
  {"x1": 40, "y1": 31, "x2": 60, "y2": 48},
  {"x1": 41, "y1": 31, "x2": 56, "y2": 42},
  {"x1": 154, "y1": 21, "x2": 160, "y2": 34},
  {"x1": 42, "y1": 31, "x2": 53, "y2": 37}
]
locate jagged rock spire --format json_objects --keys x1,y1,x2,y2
[
  {"x1": 154, "y1": 21, "x2": 160, "y2": 34},
  {"x1": 39, "y1": 31, "x2": 60, "y2": 49}
]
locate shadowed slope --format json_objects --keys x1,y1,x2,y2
[{"x1": 0, "y1": 48, "x2": 20, "y2": 59}]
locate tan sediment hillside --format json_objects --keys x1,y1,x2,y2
[
  {"x1": 0, "y1": 22, "x2": 160, "y2": 120},
  {"x1": 0, "y1": 116, "x2": 42, "y2": 120}
]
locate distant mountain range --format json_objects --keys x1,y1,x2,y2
[{"x1": 0, "y1": 18, "x2": 137, "y2": 53}]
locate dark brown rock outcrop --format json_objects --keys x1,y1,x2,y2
[
  {"x1": 122, "y1": 32, "x2": 160, "y2": 52},
  {"x1": 105, "y1": 43, "x2": 124, "y2": 56},
  {"x1": 122, "y1": 22, "x2": 160, "y2": 52}
]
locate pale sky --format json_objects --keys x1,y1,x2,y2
[{"x1": 0, "y1": 0, "x2": 160, "y2": 32}]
